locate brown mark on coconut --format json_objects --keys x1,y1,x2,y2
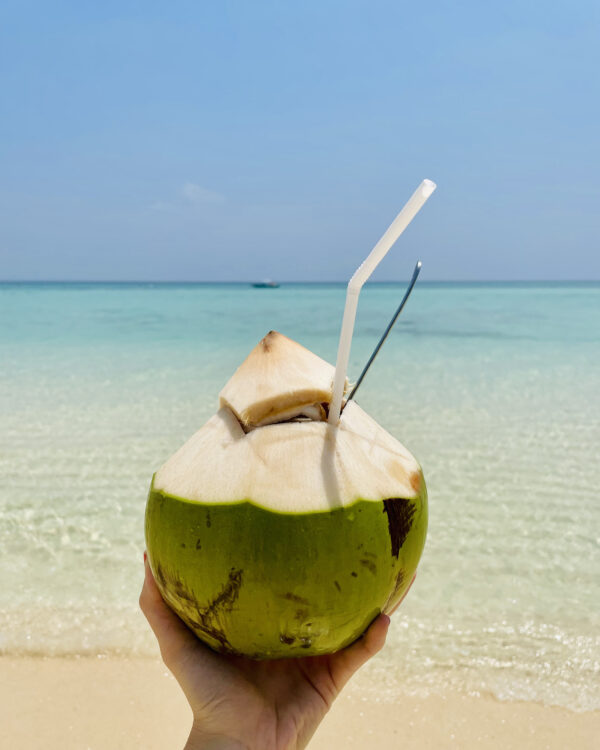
[
  {"x1": 359, "y1": 558, "x2": 377, "y2": 575},
  {"x1": 154, "y1": 566, "x2": 238, "y2": 652},
  {"x1": 333, "y1": 580, "x2": 342, "y2": 592},
  {"x1": 178, "y1": 612, "x2": 234, "y2": 652},
  {"x1": 158, "y1": 567, "x2": 198, "y2": 607},
  {"x1": 178, "y1": 611, "x2": 204, "y2": 632},
  {"x1": 202, "y1": 568, "x2": 243, "y2": 618},
  {"x1": 192, "y1": 619, "x2": 233, "y2": 651},
  {"x1": 261, "y1": 331, "x2": 277, "y2": 352},
  {"x1": 281, "y1": 592, "x2": 310, "y2": 605},
  {"x1": 392, "y1": 568, "x2": 405, "y2": 596},
  {"x1": 410, "y1": 471, "x2": 422, "y2": 493},
  {"x1": 279, "y1": 633, "x2": 296, "y2": 645},
  {"x1": 383, "y1": 498, "x2": 416, "y2": 558},
  {"x1": 171, "y1": 575, "x2": 197, "y2": 604},
  {"x1": 194, "y1": 569, "x2": 243, "y2": 650},
  {"x1": 383, "y1": 568, "x2": 406, "y2": 612}
]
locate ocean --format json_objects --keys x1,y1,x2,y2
[{"x1": 1, "y1": 281, "x2": 598, "y2": 711}]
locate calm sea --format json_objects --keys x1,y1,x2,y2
[{"x1": 1, "y1": 281, "x2": 598, "y2": 710}]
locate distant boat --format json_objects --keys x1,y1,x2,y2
[{"x1": 252, "y1": 280, "x2": 280, "y2": 288}]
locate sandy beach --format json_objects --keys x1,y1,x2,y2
[{"x1": 2, "y1": 655, "x2": 598, "y2": 750}]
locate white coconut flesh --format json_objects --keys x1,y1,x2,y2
[
  {"x1": 154, "y1": 331, "x2": 422, "y2": 512},
  {"x1": 219, "y1": 330, "x2": 339, "y2": 428}
]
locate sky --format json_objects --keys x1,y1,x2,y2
[{"x1": 1, "y1": 1, "x2": 599, "y2": 282}]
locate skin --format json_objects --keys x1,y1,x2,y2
[{"x1": 140, "y1": 555, "x2": 415, "y2": 750}]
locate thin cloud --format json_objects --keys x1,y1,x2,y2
[
  {"x1": 150, "y1": 182, "x2": 225, "y2": 213},
  {"x1": 181, "y1": 182, "x2": 225, "y2": 205}
]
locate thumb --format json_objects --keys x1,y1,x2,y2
[
  {"x1": 327, "y1": 614, "x2": 390, "y2": 692},
  {"x1": 139, "y1": 554, "x2": 199, "y2": 669}
]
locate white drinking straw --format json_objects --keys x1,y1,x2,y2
[{"x1": 328, "y1": 179, "x2": 437, "y2": 425}]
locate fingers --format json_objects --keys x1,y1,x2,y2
[
  {"x1": 349, "y1": 614, "x2": 390, "y2": 665},
  {"x1": 328, "y1": 614, "x2": 390, "y2": 691},
  {"x1": 139, "y1": 555, "x2": 199, "y2": 670},
  {"x1": 328, "y1": 571, "x2": 417, "y2": 690},
  {"x1": 140, "y1": 555, "x2": 239, "y2": 719}
]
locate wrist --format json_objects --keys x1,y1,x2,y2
[{"x1": 184, "y1": 724, "x2": 248, "y2": 750}]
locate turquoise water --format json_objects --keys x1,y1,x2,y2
[{"x1": 1, "y1": 282, "x2": 599, "y2": 710}]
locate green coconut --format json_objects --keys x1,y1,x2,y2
[{"x1": 145, "y1": 330, "x2": 427, "y2": 658}]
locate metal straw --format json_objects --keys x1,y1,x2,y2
[{"x1": 343, "y1": 260, "x2": 422, "y2": 408}]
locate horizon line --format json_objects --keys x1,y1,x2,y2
[{"x1": 1, "y1": 278, "x2": 599, "y2": 285}]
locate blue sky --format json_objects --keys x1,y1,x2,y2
[{"x1": 1, "y1": 1, "x2": 599, "y2": 281}]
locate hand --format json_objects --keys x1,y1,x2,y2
[{"x1": 140, "y1": 556, "x2": 406, "y2": 750}]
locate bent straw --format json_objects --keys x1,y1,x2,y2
[{"x1": 328, "y1": 179, "x2": 436, "y2": 425}]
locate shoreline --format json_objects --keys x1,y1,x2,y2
[{"x1": 2, "y1": 655, "x2": 598, "y2": 749}]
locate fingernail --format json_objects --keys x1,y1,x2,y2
[{"x1": 143, "y1": 551, "x2": 147, "y2": 563}]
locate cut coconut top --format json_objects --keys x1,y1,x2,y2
[
  {"x1": 154, "y1": 400, "x2": 422, "y2": 512},
  {"x1": 155, "y1": 331, "x2": 421, "y2": 511},
  {"x1": 219, "y1": 331, "x2": 345, "y2": 428}
]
